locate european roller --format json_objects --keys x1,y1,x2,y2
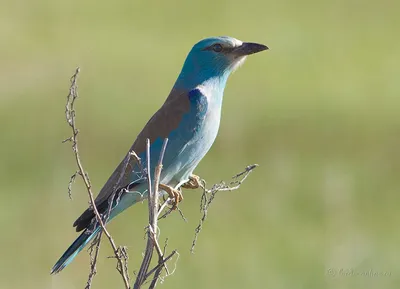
[{"x1": 51, "y1": 36, "x2": 267, "y2": 274}]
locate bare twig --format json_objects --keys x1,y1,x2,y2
[
  {"x1": 85, "y1": 232, "x2": 102, "y2": 289},
  {"x1": 177, "y1": 207, "x2": 188, "y2": 222},
  {"x1": 67, "y1": 171, "x2": 78, "y2": 200},
  {"x1": 146, "y1": 250, "x2": 178, "y2": 285},
  {"x1": 191, "y1": 164, "x2": 258, "y2": 253},
  {"x1": 133, "y1": 139, "x2": 155, "y2": 288},
  {"x1": 157, "y1": 202, "x2": 173, "y2": 220},
  {"x1": 157, "y1": 203, "x2": 187, "y2": 222},
  {"x1": 134, "y1": 139, "x2": 175, "y2": 289},
  {"x1": 64, "y1": 67, "x2": 130, "y2": 289}
]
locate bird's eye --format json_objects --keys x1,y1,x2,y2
[{"x1": 212, "y1": 44, "x2": 223, "y2": 53}]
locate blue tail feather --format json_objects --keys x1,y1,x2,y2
[{"x1": 51, "y1": 227, "x2": 100, "y2": 274}]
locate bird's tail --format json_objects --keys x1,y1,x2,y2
[{"x1": 51, "y1": 226, "x2": 101, "y2": 274}]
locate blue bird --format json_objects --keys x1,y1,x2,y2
[{"x1": 51, "y1": 36, "x2": 267, "y2": 274}]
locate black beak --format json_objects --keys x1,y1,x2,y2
[{"x1": 233, "y1": 42, "x2": 268, "y2": 56}]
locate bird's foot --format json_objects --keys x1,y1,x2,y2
[
  {"x1": 181, "y1": 174, "x2": 202, "y2": 189},
  {"x1": 159, "y1": 183, "x2": 183, "y2": 209}
]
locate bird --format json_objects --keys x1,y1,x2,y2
[{"x1": 51, "y1": 36, "x2": 268, "y2": 274}]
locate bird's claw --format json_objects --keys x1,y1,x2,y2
[
  {"x1": 181, "y1": 174, "x2": 202, "y2": 189},
  {"x1": 159, "y1": 183, "x2": 183, "y2": 209}
]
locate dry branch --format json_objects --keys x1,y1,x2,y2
[
  {"x1": 64, "y1": 67, "x2": 130, "y2": 289},
  {"x1": 191, "y1": 164, "x2": 258, "y2": 253},
  {"x1": 133, "y1": 138, "x2": 180, "y2": 289}
]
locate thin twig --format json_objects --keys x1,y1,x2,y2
[
  {"x1": 191, "y1": 164, "x2": 258, "y2": 253},
  {"x1": 145, "y1": 250, "x2": 177, "y2": 281},
  {"x1": 177, "y1": 207, "x2": 188, "y2": 222},
  {"x1": 85, "y1": 232, "x2": 102, "y2": 289},
  {"x1": 67, "y1": 171, "x2": 78, "y2": 200},
  {"x1": 64, "y1": 67, "x2": 130, "y2": 289},
  {"x1": 157, "y1": 200, "x2": 187, "y2": 222},
  {"x1": 133, "y1": 139, "x2": 172, "y2": 289},
  {"x1": 133, "y1": 139, "x2": 154, "y2": 288},
  {"x1": 157, "y1": 200, "x2": 173, "y2": 220}
]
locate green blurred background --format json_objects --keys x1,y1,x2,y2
[{"x1": 1, "y1": 0, "x2": 400, "y2": 288}]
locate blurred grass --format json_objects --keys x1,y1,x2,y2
[{"x1": 1, "y1": 0, "x2": 400, "y2": 288}]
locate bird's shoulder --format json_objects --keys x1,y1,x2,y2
[
  {"x1": 132, "y1": 87, "x2": 208, "y2": 153},
  {"x1": 91, "y1": 88, "x2": 206, "y2": 203}
]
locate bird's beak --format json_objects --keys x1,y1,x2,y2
[{"x1": 233, "y1": 42, "x2": 268, "y2": 57}]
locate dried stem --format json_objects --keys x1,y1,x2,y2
[
  {"x1": 85, "y1": 232, "x2": 102, "y2": 289},
  {"x1": 64, "y1": 67, "x2": 130, "y2": 289},
  {"x1": 191, "y1": 164, "x2": 258, "y2": 253},
  {"x1": 67, "y1": 171, "x2": 78, "y2": 200},
  {"x1": 133, "y1": 139, "x2": 177, "y2": 289}
]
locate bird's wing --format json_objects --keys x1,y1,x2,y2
[{"x1": 73, "y1": 88, "x2": 191, "y2": 231}]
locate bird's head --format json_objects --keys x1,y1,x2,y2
[{"x1": 176, "y1": 36, "x2": 268, "y2": 90}]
